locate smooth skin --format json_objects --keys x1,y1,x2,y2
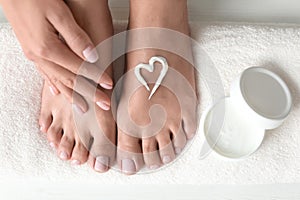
[
  {"x1": 0, "y1": 0, "x2": 113, "y2": 114},
  {"x1": 10, "y1": 0, "x2": 197, "y2": 174},
  {"x1": 39, "y1": 0, "x2": 116, "y2": 172},
  {"x1": 116, "y1": 0, "x2": 197, "y2": 174}
]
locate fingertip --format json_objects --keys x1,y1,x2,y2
[
  {"x1": 99, "y1": 73, "x2": 113, "y2": 90},
  {"x1": 83, "y1": 46, "x2": 99, "y2": 63},
  {"x1": 100, "y1": 83, "x2": 113, "y2": 90}
]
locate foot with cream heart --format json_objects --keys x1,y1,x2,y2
[{"x1": 116, "y1": 0, "x2": 198, "y2": 174}]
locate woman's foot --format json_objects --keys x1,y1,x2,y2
[
  {"x1": 39, "y1": 0, "x2": 116, "y2": 172},
  {"x1": 117, "y1": 0, "x2": 197, "y2": 174},
  {"x1": 40, "y1": 82, "x2": 89, "y2": 165}
]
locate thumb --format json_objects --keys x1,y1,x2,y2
[{"x1": 47, "y1": 2, "x2": 99, "y2": 63}]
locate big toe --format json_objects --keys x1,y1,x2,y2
[
  {"x1": 88, "y1": 135, "x2": 116, "y2": 173},
  {"x1": 117, "y1": 129, "x2": 144, "y2": 175}
]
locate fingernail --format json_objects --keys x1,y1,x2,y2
[
  {"x1": 175, "y1": 147, "x2": 182, "y2": 154},
  {"x1": 83, "y1": 46, "x2": 99, "y2": 63},
  {"x1": 96, "y1": 102, "x2": 110, "y2": 111},
  {"x1": 49, "y1": 86, "x2": 57, "y2": 96},
  {"x1": 71, "y1": 160, "x2": 81, "y2": 166},
  {"x1": 72, "y1": 104, "x2": 85, "y2": 114},
  {"x1": 50, "y1": 142, "x2": 55, "y2": 148},
  {"x1": 60, "y1": 152, "x2": 68, "y2": 160},
  {"x1": 121, "y1": 159, "x2": 136, "y2": 174},
  {"x1": 162, "y1": 156, "x2": 171, "y2": 164},
  {"x1": 150, "y1": 165, "x2": 159, "y2": 170},
  {"x1": 95, "y1": 156, "x2": 109, "y2": 172},
  {"x1": 40, "y1": 125, "x2": 44, "y2": 132},
  {"x1": 100, "y1": 83, "x2": 113, "y2": 90}
]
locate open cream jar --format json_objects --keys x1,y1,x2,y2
[{"x1": 200, "y1": 67, "x2": 292, "y2": 159}]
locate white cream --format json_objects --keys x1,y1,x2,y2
[{"x1": 134, "y1": 56, "x2": 169, "y2": 100}]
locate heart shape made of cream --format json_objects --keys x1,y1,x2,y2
[{"x1": 134, "y1": 56, "x2": 169, "y2": 100}]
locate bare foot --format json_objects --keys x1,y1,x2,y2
[
  {"x1": 39, "y1": 0, "x2": 116, "y2": 172},
  {"x1": 117, "y1": 0, "x2": 197, "y2": 174},
  {"x1": 39, "y1": 82, "x2": 89, "y2": 165}
]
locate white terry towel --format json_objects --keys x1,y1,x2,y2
[{"x1": 0, "y1": 21, "x2": 300, "y2": 184}]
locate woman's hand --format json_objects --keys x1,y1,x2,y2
[{"x1": 0, "y1": 0, "x2": 113, "y2": 112}]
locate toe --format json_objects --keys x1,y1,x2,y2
[
  {"x1": 40, "y1": 82, "x2": 54, "y2": 133},
  {"x1": 89, "y1": 139, "x2": 116, "y2": 173},
  {"x1": 117, "y1": 129, "x2": 144, "y2": 175},
  {"x1": 171, "y1": 126, "x2": 187, "y2": 155},
  {"x1": 156, "y1": 132, "x2": 176, "y2": 164},
  {"x1": 182, "y1": 116, "x2": 197, "y2": 140},
  {"x1": 58, "y1": 133, "x2": 75, "y2": 161},
  {"x1": 87, "y1": 130, "x2": 116, "y2": 173},
  {"x1": 47, "y1": 123, "x2": 63, "y2": 148},
  {"x1": 142, "y1": 138, "x2": 161, "y2": 170},
  {"x1": 71, "y1": 139, "x2": 89, "y2": 165},
  {"x1": 39, "y1": 112, "x2": 52, "y2": 133},
  {"x1": 93, "y1": 156, "x2": 110, "y2": 173}
]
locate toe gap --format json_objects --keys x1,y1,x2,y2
[{"x1": 88, "y1": 137, "x2": 94, "y2": 151}]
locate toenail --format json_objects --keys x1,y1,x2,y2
[
  {"x1": 49, "y1": 142, "x2": 55, "y2": 148},
  {"x1": 40, "y1": 125, "x2": 44, "y2": 132},
  {"x1": 100, "y1": 83, "x2": 113, "y2": 90},
  {"x1": 162, "y1": 156, "x2": 171, "y2": 164},
  {"x1": 95, "y1": 156, "x2": 109, "y2": 172},
  {"x1": 149, "y1": 165, "x2": 159, "y2": 170},
  {"x1": 72, "y1": 104, "x2": 84, "y2": 115},
  {"x1": 71, "y1": 160, "x2": 81, "y2": 166},
  {"x1": 175, "y1": 147, "x2": 182, "y2": 154},
  {"x1": 121, "y1": 159, "x2": 136, "y2": 174},
  {"x1": 60, "y1": 152, "x2": 68, "y2": 160},
  {"x1": 96, "y1": 102, "x2": 110, "y2": 111}
]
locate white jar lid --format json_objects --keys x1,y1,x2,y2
[
  {"x1": 200, "y1": 67, "x2": 292, "y2": 159},
  {"x1": 231, "y1": 67, "x2": 292, "y2": 129}
]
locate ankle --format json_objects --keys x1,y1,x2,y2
[{"x1": 129, "y1": 0, "x2": 189, "y2": 33}]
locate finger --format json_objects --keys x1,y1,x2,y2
[
  {"x1": 55, "y1": 81, "x2": 88, "y2": 114},
  {"x1": 35, "y1": 63, "x2": 60, "y2": 95},
  {"x1": 38, "y1": 59, "x2": 111, "y2": 110},
  {"x1": 46, "y1": 1, "x2": 99, "y2": 63},
  {"x1": 37, "y1": 37, "x2": 113, "y2": 89}
]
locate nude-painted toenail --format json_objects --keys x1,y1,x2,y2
[
  {"x1": 121, "y1": 159, "x2": 136, "y2": 174},
  {"x1": 95, "y1": 156, "x2": 109, "y2": 172},
  {"x1": 150, "y1": 165, "x2": 159, "y2": 170},
  {"x1": 71, "y1": 160, "x2": 81, "y2": 166},
  {"x1": 49, "y1": 142, "x2": 55, "y2": 148},
  {"x1": 60, "y1": 152, "x2": 68, "y2": 160},
  {"x1": 72, "y1": 104, "x2": 84, "y2": 115},
  {"x1": 162, "y1": 156, "x2": 171, "y2": 164},
  {"x1": 96, "y1": 102, "x2": 110, "y2": 111},
  {"x1": 175, "y1": 147, "x2": 182, "y2": 154},
  {"x1": 100, "y1": 83, "x2": 113, "y2": 90}
]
